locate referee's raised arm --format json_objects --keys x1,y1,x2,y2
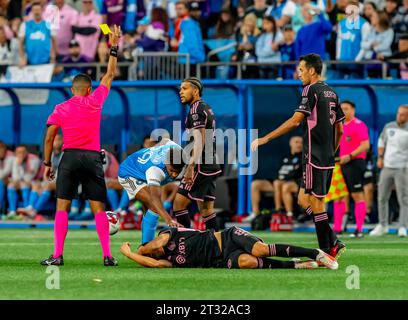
[{"x1": 100, "y1": 25, "x2": 122, "y2": 90}]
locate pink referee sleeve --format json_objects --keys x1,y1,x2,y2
[
  {"x1": 90, "y1": 85, "x2": 109, "y2": 108},
  {"x1": 47, "y1": 108, "x2": 61, "y2": 127}
]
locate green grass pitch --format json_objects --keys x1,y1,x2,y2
[{"x1": 0, "y1": 228, "x2": 407, "y2": 300}]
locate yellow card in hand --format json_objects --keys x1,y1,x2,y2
[{"x1": 99, "y1": 24, "x2": 111, "y2": 35}]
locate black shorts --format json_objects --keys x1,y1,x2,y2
[
  {"x1": 363, "y1": 170, "x2": 375, "y2": 186},
  {"x1": 221, "y1": 226, "x2": 263, "y2": 269},
  {"x1": 300, "y1": 163, "x2": 333, "y2": 198},
  {"x1": 341, "y1": 159, "x2": 366, "y2": 193},
  {"x1": 178, "y1": 166, "x2": 221, "y2": 202},
  {"x1": 56, "y1": 149, "x2": 107, "y2": 202}
]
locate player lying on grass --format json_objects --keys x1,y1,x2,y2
[
  {"x1": 118, "y1": 138, "x2": 184, "y2": 244},
  {"x1": 120, "y1": 226, "x2": 339, "y2": 270}
]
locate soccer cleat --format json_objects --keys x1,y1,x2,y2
[
  {"x1": 369, "y1": 224, "x2": 388, "y2": 236},
  {"x1": 330, "y1": 239, "x2": 346, "y2": 260},
  {"x1": 293, "y1": 259, "x2": 319, "y2": 269},
  {"x1": 316, "y1": 249, "x2": 338, "y2": 270},
  {"x1": 350, "y1": 230, "x2": 363, "y2": 238},
  {"x1": 41, "y1": 255, "x2": 64, "y2": 266},
  {"x1": 104, "y1": 256, "x2": 118, "y2": 266},
  {"x1": 398, "y1": 227, "x2": 407, "y2": 237}
]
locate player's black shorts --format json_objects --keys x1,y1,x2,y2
[
  {"x1": 178, "y1": 166, "x2": 221, "y2": 202},
  {"x1": 220, "y1": 226, "x2": 263, "y2": 269},
  {"x1": 300, "y1": 163, "x2": 333, "y2": 198},
  {"x1": 341, "y1": 159, "x2": 366, "y2": 193},
  {"x1": 56, "y1": 149, "x2": 107, "y2": 202}
]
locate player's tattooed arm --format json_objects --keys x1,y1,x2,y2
[
  {"x1": 138, "y1": 233, "x2": 170, "y2": 255},
  {"x1": 146, "y1": 185, "x2": 182, "y2": 227},
  {"x1": 251, "y1": 112, "x2": 305, "y2": 151},
  {"x1": 120, "y1": 242, "x2": 172, "y2": 268}
]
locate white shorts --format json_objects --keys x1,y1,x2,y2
[{"x1": 118, "y1": 176, "x2": 147, "y2": 200}]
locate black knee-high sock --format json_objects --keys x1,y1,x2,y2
[
  {"x1": 257, "y1": 257, "x2": 295, "y2": 269},
  {"x1": 328, "y1": 224, "x2": 338, "y2": 247},
  {"x1": 203, "y1": 213, "x2": 218, "y2": 231},
  {"x1": 313, "y1": 212, "x2": 331, "y2": 252},
  {"x1": 268, "y1": 244, "x2": 319, "y2": 260},
  {"x1": 307, "y1": 207, "x2": 337, "y2": 247},
  {"x1": 174, "y1": 209, "x2": 191, "y2": 228}
]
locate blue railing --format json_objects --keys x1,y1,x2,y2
[{"x1": 0, "y1": 80, "x2": 407, "y2": 216}]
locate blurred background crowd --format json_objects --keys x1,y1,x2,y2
[{"x1": 0, "y1": 0, "x2": 407, "y2": 80}]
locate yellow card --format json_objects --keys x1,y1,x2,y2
[{"x1": 99, "y1": 24, "x2": 111, "y2": 35}]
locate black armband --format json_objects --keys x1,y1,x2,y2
[
  {"x1": 110, "y1": 46, "x2": 118, "y2": 57},
  {"x1": 43, "y1": 161, "x2": 52, "y2": 167}
]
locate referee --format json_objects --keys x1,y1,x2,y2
[{"x1": 40, "y1": 25, "x2": 122, "y2": 267}]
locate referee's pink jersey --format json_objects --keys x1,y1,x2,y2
[
  {"x1": 339, "y1": 117, "x2": 369, "y2": 160},
  {"x1": 47, "y1": 85, "x2": 109, "y2": 152}
]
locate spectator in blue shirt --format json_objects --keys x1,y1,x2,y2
[
  {"x1": 255, "y1": 16, "x2": 283, "y2": 78},
  {"x1": 177, "y1": 5, "x2": 205, "y2": 72},
  {"x1": 18, "y1": 2, "x2": 56, "y2": 66},
  {"x1": 279, "y1": 24, "x2": 296, "y2": 79},
  {"x1": 335, "y1": 3, "x2": 370, "y2": 79},
  {"x1": 295, "y1": 5, "x2": 332, "y2": 59}
]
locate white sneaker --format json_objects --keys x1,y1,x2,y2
[
  {"x1": 242, "y1": 213, "x2": 258, "y2": 223},
  {"x1": 398, "y1": 227, "x2": 407, "y2": 237},
  {"x1": 369, "y1": 224, "x2": 389, "y2": 236}
]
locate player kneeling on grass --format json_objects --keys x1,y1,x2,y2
[
  {"x1": 120, "y1": 226, "x2": 338, "y2": 270},
  {"x1": 118, "y1": 139, "x2": 184, "y2": 244}
]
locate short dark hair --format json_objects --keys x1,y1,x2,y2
[
  {"x1": 182, "y1": 77, "x2": 203, "y2": 96},
  {"x1": 299, "y1": 53, "x2": 323, "y2": 75},
  {"x1": 341, "y1": 100, "x2": 356, "y2": 109},
  {"x1": 31, "y1": 2, "x2": 43, "y2": 8},
  {"x1": 176, "y1": 1, "x2": 189, "y2": 9},
  {"x1": 364, "y1": 0, "x2": 377, "y2": 9},
  {"x1": 72, "y1": 73, "x2": 92, "y2": 87},
  {"x1": 167, "y1": 148, "x2": 186, "y2": 173}
]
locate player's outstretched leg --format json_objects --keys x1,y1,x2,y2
[
  {"x1": 237, "y1": 253, "x2": 318, "y2": 269},
  {"x1": 251, "y1": 242, "x2": 338, "y2": 270}
]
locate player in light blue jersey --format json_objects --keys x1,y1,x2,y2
[{"x1": 118, "y1": 139, "x2": 184, "y2": 243}]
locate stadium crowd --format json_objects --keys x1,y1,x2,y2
[{"x1": 0, "y1": 0, "x2": 406, "y2": 79}]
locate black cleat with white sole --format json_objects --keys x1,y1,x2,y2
[
  {"x1": 104, "y1": 256, "x2": 118, "y2": 266},
  {"x1": 41, "y1": 255, "x2": 64, "y2": 266}
]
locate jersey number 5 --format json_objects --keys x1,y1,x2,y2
[{"x1": 329, "y1": 102, "x2": 337, "y2": 126}]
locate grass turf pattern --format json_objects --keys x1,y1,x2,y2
[{"x1": 0, "y1": 229, "x2": 406, "y2": 299}]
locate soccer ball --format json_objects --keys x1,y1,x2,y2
[{"x1": 106, "y1": 211, "x2": 120, "y2": 235}]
